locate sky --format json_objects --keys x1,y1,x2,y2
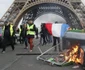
[
  {"x1": 0, "y1": 0, "x2": 85, "y2": 29},
  {"x1": 0, "y1": 0, "x2": 85, "y2": 18},
  {"x1": 34, "y1": 13, "x2": 66, "y2": 31},
  {"x1": 0, "y1": 0, "x2": 14, "y2": 18}
]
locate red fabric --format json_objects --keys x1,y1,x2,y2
[
  {"x1": 45, "y1": 23, "x2": 52, "y2": 35},
  {"x1": 28, "y1": 38, "x2": 34, "y2": 50}
]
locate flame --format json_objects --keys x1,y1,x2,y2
[{"x1": 64, "y1": 45, "x2": 84, "y2": 64}]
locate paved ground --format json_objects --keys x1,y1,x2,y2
[{"x1": 0, "y1": 38, "x2": 83, "y2": 70}]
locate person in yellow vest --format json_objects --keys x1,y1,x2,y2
[
  {"x1": 27, "y1": 19, "x2": 36, "y2": 52},
  {"x1": 1, "y1": 21, "x2": 15, "y2": 53}
]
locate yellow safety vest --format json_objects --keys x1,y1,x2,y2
[
  {"x1": 27, "y1": 24, "x2": 35, "y2": 35},
  {"x1": 3, "y1": 24, "x2": 14, "y2": 36},
  {"x1": 19, "y1": 28, "x2": 21, "y2": 35}
]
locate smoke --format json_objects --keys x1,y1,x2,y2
[
  {"x1": 81, "y1": 0, "x2": 85, "y2": 5},
  {"x1": 34, "y1": 13, "x2": 66, "y2": 32}
]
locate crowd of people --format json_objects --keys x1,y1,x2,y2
[
  {"x1": 0, "y1": 19, "x2": 60, "y2": 54},
  {"x1": 39, "y1": 23, "x2": 52, "y2": 45}
]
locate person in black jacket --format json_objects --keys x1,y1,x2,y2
[
  {"x1": 1, "y1": 21, "x2": 15, "y2": 53},
  {"x1": 0, "y1": 35, "x2": 3, "y2": 48},
  {"x1": 39, "y1": 23, "x2": 47, "y2": 45},
  {"x1": 19, "y1": 25, "x2": 25, "y2": 44},
  {"x1": 23, "y1": 23, "x2": 28, "y2": 49},
  {"x1": 35, "y1": 27, "x2": 39, "y2": 39},
  {"x1": 52, "y1": 22, "x2": 60, "y2": 51}
]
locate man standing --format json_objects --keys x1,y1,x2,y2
[
  {"x1": 19, "y1": 25, "x2": 24, "y2": 44},
  {"x1": 35, "y1": 27, "x2": 39, "y2": 39},
  {"x1": 23, "y1": 23, "x2": 28, "y2": 49},
  {"x1": 2, "y1": 21, "x2": 15, "y2": 53},
  {"x1": 27, "y1": 19, "x2": 36, "y2": 52}
]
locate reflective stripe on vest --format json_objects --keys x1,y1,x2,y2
[
  {"x1": 10, "y1": 24, "x2": 13, "y2": 36},
  {"x1": 27, "y1": 24, "x2": 35, "y2": 35},
  {"x1": 19, "y1": 28, "x2": 21, "y2": 35},
  {"x1": 2, "y1": 26, "x2": 5, "y2": 36}
]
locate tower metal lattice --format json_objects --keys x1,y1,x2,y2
[{"x1": 0, "y1": 0, "x2": 85, "y2": 29}]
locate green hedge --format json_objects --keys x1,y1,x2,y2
[{"x1": 67, "y1": 30, "x2": 85, "y2": 33}]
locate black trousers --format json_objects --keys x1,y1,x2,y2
[
  {"x1": 19, "y1": 35, "x2": 24, "y2": 44},
  {"x1": 0, "y1": 37, "x2": 3, "y2": 48},
  {"x1": 41, "y1": 35, "x2": 47, "y2": 45},
  {"x1": 52, "y1": 36, "x2": 60, "y2": 51},
  {"x1": 2, "y1": 37, "x2": 15, "y2": 51},
  {"x1": 53, "y1": 36, "x2": 60, "y2": 46}
]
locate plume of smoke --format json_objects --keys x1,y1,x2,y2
[{"x1": 34, "y1": 13, "x2": 66, "y2": 32}]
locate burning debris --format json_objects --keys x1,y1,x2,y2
[
  {"x1": 37, "y1": 31, "x2": 85, "y2": 70},
  {"x1": 37, "y1": 40, "x2": 84, "y2": 67},
  {"x1": 63, "y1": 44, "x2": 84, "y2": 65}
]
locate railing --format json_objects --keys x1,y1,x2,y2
[{"x1": 15, "y1": 0, "x2": 27, "y2": 2}]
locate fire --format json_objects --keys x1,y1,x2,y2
[{"x1": 64, "y1": 45, "x2": 84, "y2": 64}]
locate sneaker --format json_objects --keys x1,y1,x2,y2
[
  {"x1": 26, "y1": 47, "x2": 28, "y2": 49},
  {"x1": 24, "y1": 47, "x2": 27, "y2": 49},
  {"x1": 2, "y1": 51, "x2": 5, "y2": 54},
  {"x1": 24, "y1": 47, "x2": 28, "y2": 49},
  {"x1": 72, "y1": 65, "x2": 79, "y2": 69},
  {"x1": 52, "y1": 44, "x2": 56, "y2": 47},
  {"x1": 12, "y1": 49, "x2": 15, "y2": 51},
  {"x1": 29, "y1": 50, "x2": 32, "y2": 52}
]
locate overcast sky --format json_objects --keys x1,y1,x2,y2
[
  {"x1": 0, "y1": 0, "x2": 85, "y2": 18},
  {"x1": 0, "y1": 0, "x2": 14, "y2": 18}
]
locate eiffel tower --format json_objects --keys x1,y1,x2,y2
[{"x1": 0, "y1": 0, "x2": 85, "y2": 29}]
